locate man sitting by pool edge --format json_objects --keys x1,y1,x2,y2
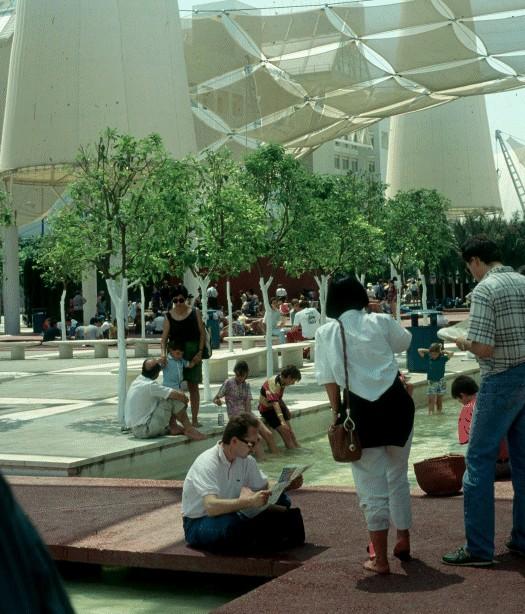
[{"x1": 182, "y1": 413, "x2": 305, "y2": 553}]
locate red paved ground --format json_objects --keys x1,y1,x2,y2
[{"x1": 8, "y1": 477, "x2": 524, "y2": 613}]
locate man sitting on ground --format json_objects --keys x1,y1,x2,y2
[
  {"x1": 182, "y1": 413, "x2": 305, "y2": 553},
  {"x1": 124, "y1": 358, "x2": 205, "y2": 440}
]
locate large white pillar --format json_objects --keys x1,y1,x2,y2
[
  {"x1": 82, "y1": 268, "x2": 97, "y2": 323},
  {"x1": 2, "y1": 223, "x2": 20, "y2": 334}
]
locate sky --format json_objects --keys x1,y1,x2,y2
[{"x1": 178, "y1": 0, "x2": 525, "y2": 218}]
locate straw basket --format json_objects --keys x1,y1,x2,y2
[{"x1": 414, "y1": 454, "x2": 466, "y2": 496}]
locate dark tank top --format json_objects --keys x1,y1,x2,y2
[{"x1": 166, "y1": 308, "x2": 200, "y2": 344}]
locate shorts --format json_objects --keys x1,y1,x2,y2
[
  {"x1": 183, "y1": 340, "x2": 203, "y2": 384},
  {"x1": 259, "y1": 400, "x2": 291, "y2": 430},
  {"x1": 132, "y1": 398, "x2": 186, "y2": 439},
  {"x1": 427, "y1": 378, "x2": 446, "y2": 396}
]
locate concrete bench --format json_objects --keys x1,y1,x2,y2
[
  {"x1": 272, "y1": 341, "x2": 315, "y2": 369},
  {"x1": 126, "y1": 338, "x2": 162, "y2": 357},
  {"x1": 223, "y1": 335, "x2": 265, "y2": 350},
  {"x1": 43, "y1": 339, "x2": 117, "y2": 359},
  {"x1": 208, "y1": 347, "x2": 267, "y2": 383},
  {"x1": 0, "y1": 341, "x2": 41, "y2": 360}
]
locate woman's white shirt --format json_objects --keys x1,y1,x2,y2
[{"x1": 315, "y1": 309, "x2": 411, "y2": 401}]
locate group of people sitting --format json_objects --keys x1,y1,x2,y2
[{"x1": 41, "y1": 316, "x2": 116, "y2": 342}]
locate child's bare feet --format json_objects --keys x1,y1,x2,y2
[{"x1": 363, "y1": 559, "x2": 390, "y2": 574}]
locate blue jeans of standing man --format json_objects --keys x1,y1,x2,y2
[{"x1": 464, "y1": 361, "x2": 525, "y2": 560}]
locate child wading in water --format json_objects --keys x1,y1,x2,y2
[
  {"x1": 417, "y1": 342, "x2": 453, "y2": 415},
  {"x1": 213, "y1": 361, "x2": 278, "y2": 459},
  {"x1": 259, "y1": 365, "x2": 301, "y2": 449}
]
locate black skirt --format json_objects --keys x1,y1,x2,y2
[{"x1": 344, "y1": 375, "x2": 415, "y2": 448}]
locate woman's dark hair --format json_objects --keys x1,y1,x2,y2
[
  {"x1": 461, "y1": 235, "x2": 501, "y2": 264},
  {"x1": 172, "y1": 284, "x2": 188, "y2": 300},
  {"x1": 451, "y1": 375, "x2": 479, "y2": 399},
  {"x1": 281, "y1": 365, "x2": 301, "y2": 381},
  {"x1": 234, "y1": 360, "x2": 249, "y2": 376},
  {"x1": 325, "y1": 275, "x2": 369, "y2": 318},
  {"x1": 222, "y1": 413, "x2": 259, "y2": 444}
]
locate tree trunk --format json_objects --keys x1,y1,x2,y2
[
  {"x1": 418, "y1": 269, "x2": 429, "y2": 324},
  {"x1": 359, "y1": 273, "x2": 365, "y2": 285},
  {"x1": 60, "y1": 288, "x2": 67, "y2": 341},
  {"x1": 259, "y1": 276, "x2": 274, "y2": 378},
  {"x1": 226, "y1": 279, "x2": 234, "y2": 352},
  {"x1": 314, "y1": 274, "x2": 330, "y2": 325},
  {"x1": 106, "y1": 277, "x2": 128, "y2": 427},
  {"x1": 196, "y1": 274, "x2": 211, "y2": 401},
  {"x1": 140, "y1": 284, "x2": 146, "y2": 339}
]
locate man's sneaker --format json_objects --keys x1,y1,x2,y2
[
  {"x1": 442, "y1": 546, "x2": 493, "y2": 567},
  {"x1": 506, "y1": 541, "x2": 525, "y2": 557}
]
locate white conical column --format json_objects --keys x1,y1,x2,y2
[
  {"x1": 386, "y1": 97, "x2": 501, "y2": 213},
  {"x1": 2, "y1": 223, "x2": 20, "y2": 334},
  {"x1": 0, "y1": 0, "x2": 196, "y2": 189}
]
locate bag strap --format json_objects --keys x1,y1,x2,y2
[{"x1": 337, "y1": 318, "x2": 355, "y2": 432}]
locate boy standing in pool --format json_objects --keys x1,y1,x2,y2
[{"x1": 418, "y1": 342, "x2": 453, "y2": 415}]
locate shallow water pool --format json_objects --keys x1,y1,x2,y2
[{"x1": 259, "y1": 399, "x2": 464, "y2": 488}]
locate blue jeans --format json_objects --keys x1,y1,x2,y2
[
  {"x1": 183, "y1": 493, "x2": 294, "y2": 552},
  {"x1": 464, "y1": 361, "x2": 525, "y2": 559}
]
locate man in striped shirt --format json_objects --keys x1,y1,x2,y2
[{"x1": 443, "y1": 235, "x2": 525, "y2": 567}]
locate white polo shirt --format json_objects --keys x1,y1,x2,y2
[
  {"x1": 182, "y1": 443, "x2": 268, "y2": 518},
  {"x1": 294, "y1": 307, "x2": 321, "y2": 339},
  {"x1": 124, "y1": 374, "x2": 173, "y2": 429}
]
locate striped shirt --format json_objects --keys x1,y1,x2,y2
[{"x1": 468, "y1": 265, "x2": 525, "y2": 377}]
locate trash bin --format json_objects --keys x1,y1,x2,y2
[
  {"x1": 207, "y1": 310, "x2": 221, "y2": 349},
  {"x1": 32, "y1": 309, "x2": 47, "y2": 334},
  {"x1": 406, "y1": 310, "x2": 441, "y2": 373}
]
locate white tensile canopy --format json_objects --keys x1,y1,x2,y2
[
  {"x1": 0, "y1": 1, "x2": 523, "y2": 223},
  {"x1": 182, "y1": 1, "x2": 525, "y2": 157}
]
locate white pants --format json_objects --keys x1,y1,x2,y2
[{"x1": 351, "y1": 431, "x2": 413, "y2": 531}]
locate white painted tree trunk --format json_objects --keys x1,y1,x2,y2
[
  {"x1": 60, "y1": 288, "x2": 67, "y2": 341},
  {"x1": 391, "y1": 264, "x2": 402, "y2": 321},
  {"x1": 82, "y1": 268, "x2": 97, "y2": 324},
  {"x1": 226, "y1": 279, "x2": 234, "y2": 352},
  {"x1": 418, "y1": 269, "x2": 429, "y2": 325},
  {"x1": 140, "y1": 285, "x2": 146, "y2": 339},
  {"x1": 2, "y1": 223, "x2": 20, "y2": 335},
  {"x1": 196, "y1": 274, "x2": 211, "y2": 401},
  {"x1": 314, "y1": 274, "x2": 330, "y2": 325},
  {"x1": 259, "y1": 276, "x2": 274, "y2": 378},
  {"x1": 359, "y1": 273, "x2": 365, "y2": 285},
  {"x1": 106, "y1": 277, "x2": 128, "y2": 427}
]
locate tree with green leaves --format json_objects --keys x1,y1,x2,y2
[
  {"x1": 381, "y1": 189, "x2": 455, "y2": 318},
  {"x1": 285, "y1": 173, "x2": 386, "y2": 322},
  {"x1": 243, "y1": 144, "x2": 312, "y2": 376},
  {"x1": 170, "y1": 150, "x2": 264, "y2": 399},
  {"x1": 34, "y1": 209, "x2": 84, "y2": 340},
  {"x1": 66, "y1": 128, "x2": 194, "y2": 425}
]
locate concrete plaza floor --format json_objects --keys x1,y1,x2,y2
[{"x1": 0, "y1": 337, "x2": 478, "y2": 478}]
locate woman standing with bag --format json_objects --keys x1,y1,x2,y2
[
  {"x1": 315, "y1": 276, "x2": 415, "y2": 575},
  {"x1": 161, "y1": 284, "x2": 207, "y2": 427}
]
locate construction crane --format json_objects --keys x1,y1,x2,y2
[{"x1": 495, "y1": 130, "x2": 525, "y2": 215}]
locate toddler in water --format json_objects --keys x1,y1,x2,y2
[
  {"x1": 417, "y1": 342, "x2": 453, "y2": 415},
  {"x1": 213, "y1": 361, "x2": 278, "y2": 459},
  {"x1": 162, "y1": 341, "x2": 199, "y2": 391}
]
